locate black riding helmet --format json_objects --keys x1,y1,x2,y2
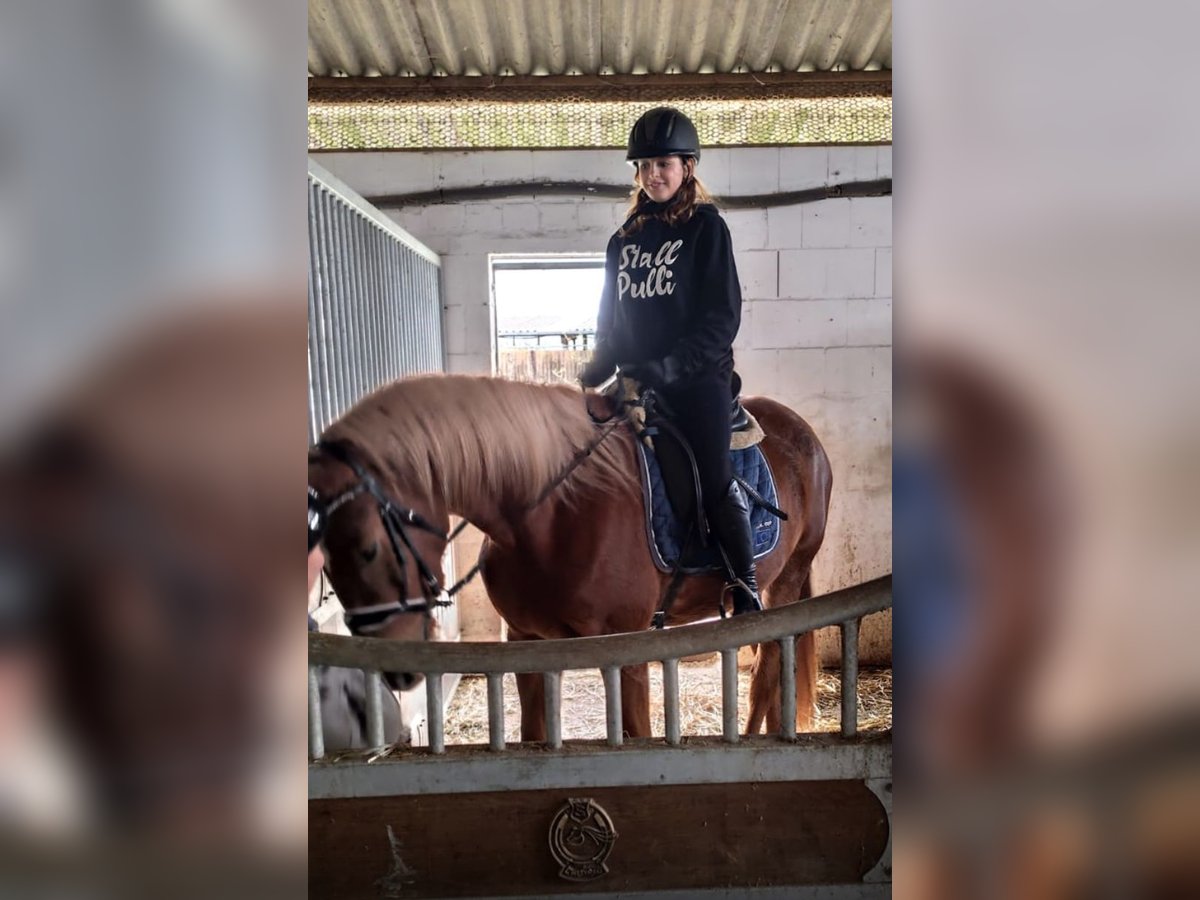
[{"x1": 626, "y1": 107, "x2": 701, "y2": 163}]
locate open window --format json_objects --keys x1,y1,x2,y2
[{"x1": 490, "y1": 254, "x2": 604, "y2": 384}]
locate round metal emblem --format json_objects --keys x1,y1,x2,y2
[{"x1": 548, "y1": 798, "x2": 618, "y2": 881}]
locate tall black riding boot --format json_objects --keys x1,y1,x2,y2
[{"x1": 709, "y1": 479, "x2": 763, "y2": 615}]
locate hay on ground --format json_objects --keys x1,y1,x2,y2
[{"x1": 442, "y1": 658, "x2": 892, "y2": 745}]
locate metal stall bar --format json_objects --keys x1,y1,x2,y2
[
  {"x1": 721, "y1": 648, "x2": 740, "y2": 743},
  {"x1": 544, "y1": 671, "x2": 563, "y2": 750},
  {"x1": 364, "y1": 671, "x2": 385, "y2": 748},
  {"x1": 308, "y1": 667, "x2": 325, "y2": 761},
  {"x1": 486, "y1": 673, "x2": 506, "y2": 752},
  {"x1": 662, "y1": 657, "x2": 681, "y2": 746},
  {"x1": 602, "y1": 666, "x2": 623, "y2": 747},
  {"x1": 840, "y1": 617, "x2": 861, "y2": 738},
  {"x1": 427, "y1": 673, "x2": 445, "y2": 753},
  {"x1": 306, "y1": 159, "x2": 444, "y2": 442},
  {"x1": 780, "y1": 636, "x2": 797, "y2": 740}
]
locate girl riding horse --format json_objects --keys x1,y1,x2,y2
[{"x1": 580, "y1": 106, "x2": 761, "y2": 616}]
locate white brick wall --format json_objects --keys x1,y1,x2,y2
[
  {"x1": 538, "y1": 202, "x2": 578, "y2": 235},
  {"x1": 317, "y1": 146, "x2": 892, "y2": 603},
  {"x1": 829, "y1": 146, "x2": 879, "y2": 182},
  {"x1": 729, "y1": 147, "x2": 781, "y2": 196},
  {"x1": 779, "y1": 146, "x2": 830, "y2": 191},
  {"x1": 529, "y1": 150, "x2": 622, "y2": 184},
  {"x1": 750, "y1": 299, "x2": 847, "y2": 349},
  {"x1": 578, "y1": 200, "x2": 625, "y2": 232},
  {"x1": 875, "y1": 248, "x2": 892, "y2": 297},
  {"x1": 847, "y1": 297, "x2": 893, "y2": 346},
  {"x1": 737, "y1": 250, "x2": 778, "y2": 300},
  {"x1": 463, "y1": 204, "x2": 504, "y2": 237},
  {"x1": 725, "y1": 209, "x2": 769, "y2": 250},
  {"x1": 850, "y1": 196, "x2": 892, "y2": 248},
  {"x1": 779, "y1": 248, "x2": 876, "y2": 300},
  {"x1": 802, "y1": 200, "x2": 852, "y2": 248},
  {"x1": 435, "y1": 152, "x2": 484, "y2": 186},
  {"x1": 766, "y1": 205, "x2": 805, "y2": 249},
  {"x1": 312, "y1": 151, "x2": 435, "y2": 197},
  {"x1": 480, "y1": 150, "x2": 534, "y2": 184},
  {"x1": 500, "y1": 203, "x2": 539, "y2": 233},
  {"x1": 695, "y1": 148, "x2": 732, "y2": 195},
  {"x1": 775, "y1": 348, "x2": 827, "y2": 401},
  {"x1": 423, "y1": 204, "x2": 465, "y2": 235}
]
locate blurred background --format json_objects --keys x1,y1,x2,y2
[
  {"x1": 896, "y1": 1, "x2": 1200, "y2": 897},
  {"x1": 0, "y1": 1, "x2": 1197, "y2": 898},
  {"x1": 0, "y1": 1, "x2": 306, "y2": 897}
]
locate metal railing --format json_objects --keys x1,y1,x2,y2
[
  {"x1": 308, "y1": 576, "x2": 891, "y2": 759},
  {"x1": 307, "y1": 158, "x2": 444, "y2": 444}
]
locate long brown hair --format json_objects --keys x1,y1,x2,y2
[{"x1": 620, "y1": 157, "x2": 717, "y2": 236}]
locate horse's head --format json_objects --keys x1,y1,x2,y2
[{"x1": 308, "y1": 441, "x2": 449, "y2": 691}]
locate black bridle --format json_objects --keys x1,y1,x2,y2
[{"x1": 310, "y1": 440, "x2": 466, "y2": 635}]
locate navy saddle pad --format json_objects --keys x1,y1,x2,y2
[{"x1": 635, "y1": 440, "x2": 782, "y2": 575}]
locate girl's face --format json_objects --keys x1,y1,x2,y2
[{"x1": 635, "y1": 156, "x2": 687, "y2": 203}]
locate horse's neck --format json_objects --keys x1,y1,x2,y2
[
  {"x1": 432, "y1": 434, "x2": 539, "y2": 548},
  {"x1": 445, "y1": 486, "x2": 521, "y2": 548},
  {"x1": 403, "y1": 379, "x2": 576, "y2": 545}
]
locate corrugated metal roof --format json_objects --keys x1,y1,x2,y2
[{"x1": 309, "y1": 0, "x2": 891, "y2": 78}]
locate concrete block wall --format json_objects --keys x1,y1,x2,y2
[{"x1": 316, "y1": 146, "x2": 892, "y2": 664}]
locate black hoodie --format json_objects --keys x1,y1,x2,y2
[{"x1": 594, "y1": 202, "x2": 742, "y2": 382}]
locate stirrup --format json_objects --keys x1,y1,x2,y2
[{"x1": 723, "y1": 578, "x2": 762, "y2": 617}]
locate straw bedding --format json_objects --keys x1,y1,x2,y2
[{"x1": 442, "y1": 657, "x2": 892, "y2": 744}]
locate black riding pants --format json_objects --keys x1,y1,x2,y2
[{"x1": 660, "y1": 375, "x2": 733, "y2": 517}]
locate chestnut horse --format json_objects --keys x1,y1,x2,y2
[{"x1": 307, "y1": 374, "x2": 832, "y2": 739}]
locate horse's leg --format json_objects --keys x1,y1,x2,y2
[
  {"x1": 747, "y1": 561, "x2": 818, "y2": 734},
  {"x1": 796, "y1": 620, "x2": 819, "y2": 733},
  {"x1": 747, "y1": 642, "x2": 777, "y2": 735},
  {"x1": 620, "y1": 663, "x2": 652, "y2": 738},
  {"x1": 507, "y1": 628, "x2": 546, "y2": 743}
]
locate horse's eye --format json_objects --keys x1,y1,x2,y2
[{"x1": 361, "y1": 541, "x2": 379, "y2": 563}]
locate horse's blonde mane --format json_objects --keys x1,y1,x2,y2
[{"x1": 324, "y1": 375, "x2": 634, "y2": 509}]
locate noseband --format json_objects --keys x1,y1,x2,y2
[{"x1": 310, "y1": 440, "x2": 456, "y2": 635}]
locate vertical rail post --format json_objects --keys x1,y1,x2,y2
[
  {"x1": 779, "y1": 636, "x2": 797, "y2": 740},
  {"x1": 544, "y1": 671, "x2": 563, "y2": 749},
  {"x1": 308, "y1": 666, "x2": 325, "y2": 761},
  {"x1": 426, "y1": 673, "x2": 444, "y2": 753},
  {"x1": 602, "y1": 666, "x2": 623, "y2": 746},
  {"x1": 841, "y1": 617, "x2": 861, "y2": 738},
  {"x1": 662, "y1": 658, "x2": 681, "y2": 746},
  {"x1": 721, "y1": 649, "x2": 739, "y2": 743},
  {"x1": 364, "y1": 670, "x2": 385, "y2": 748},
  {"x1": 486, "y1": 673, "x2": 506, "y2": 752}
]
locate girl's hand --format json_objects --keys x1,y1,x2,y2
[{"x1": 579, "y1": 355, "x2": 616, "y2": 389}]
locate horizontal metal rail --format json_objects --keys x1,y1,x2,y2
[
  {"x1": 309, "y1": 577, "x2": 889, "y2": 760},
  {"x1": 310, "y1": 576, "x2": 889, "y2": 674},
  {"x1": 310, "y1": 736, "x2": 894, "y2": 798}
]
